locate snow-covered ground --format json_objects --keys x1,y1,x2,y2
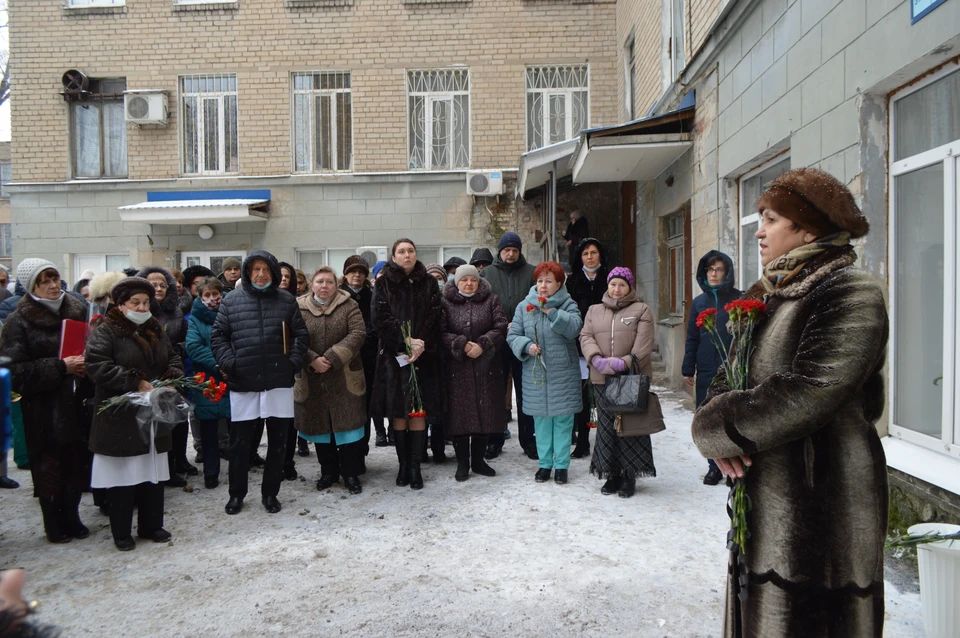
[{"x1": 1, "y1": 388, "x2": 923, "y2": 636}]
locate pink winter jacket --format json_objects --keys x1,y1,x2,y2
[{"x1": 579, "y1": 289, "x2": 655, "y2": 385}]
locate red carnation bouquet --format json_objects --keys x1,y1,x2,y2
[
  {"x1": 696, "y1": 299, "x2": 766, "y2": 555},
  {"x1": 97, "y1": 372, "x2": 227, "y2": 414},
  {"x1": 401, "y1": 320, "x2": 426, "y2": 418},
  {"x1": 525, "y1": 296, "x2": 549, "y2": 385}
]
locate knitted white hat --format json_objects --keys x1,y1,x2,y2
[{"x1": 16, "y1": 258, "x2": 59, "y2": 294}]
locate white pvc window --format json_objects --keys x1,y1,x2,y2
[
  {"x1": 75, "y1": 254, "x2": 130, "y2": 278},
  {"x1": 181, "y1": 251, "x2": 246, "y2": 275},
  {"x1": 406, "y1": 69, "x2": 470, "y2": 170},
  {"x1": 292, "y1": 71, "x2": 353, "y2": 172},
  {"x1": 181, "y1": 74, "x2": 239, "y2": 176},
  {"x1": 624, "y1": 39, "x2": 636, "y2": 121},
  {"x1": 525, "y1": 65, "x2": 589, "y2": 152},
  {"x1": 297, "y1": 248, "x2": 357, "y2": 279},
  {"x1": 888, "y1": 63, "x2": 960, "y2": 460},
  {"x1": 670, "y1": 0, "x2": 686, "y2": 80},
  {"x1": 738, "y1": 155, "x2": 790, "y2": 289}
]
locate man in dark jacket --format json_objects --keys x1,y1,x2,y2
[
  {"x1": 565, "y1": 237, "x2": 608, "y2": 458},
  {"x1": 211, "y1": 250, "x2": 309, "y2": 515},
  {"x1": 481, "y1": 232, "x2": 536, "y2": 459},
  {"x1": 682, "y1": 250, "x2": 741, "y2": 485},
  {"x1": 561, "y1": 211, "x2": 589, "y2": 269},
  {"x1": 218, "y1": 257, "x2": 242, "y2": 293}
]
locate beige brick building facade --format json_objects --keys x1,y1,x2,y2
[{"x1": 8, "y1": 0, "x2": 617, "y2": 277}]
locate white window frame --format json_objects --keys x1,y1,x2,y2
[
  {"x1": 406, "y1": 68, "x2": 471, "y2": 170},
  {"x1": 180, "y1": 74, "x2": 240, "y2": 176},
  {"x1": 180, "y1": 251, "x2": 247, "y2": 273},
  {"x1": 669, "y1": 0, "x2": 686, "y2": 80},
  {"x1": 666, "y1": 213, "x2": 684, "y2": 316},
  {"x1": 524, "y1": 65, "x2": 591, "y2": 152},
  {"x1": 623, "y1": 37, "x2": 636, "y2": 121},
  {"x1": 73, "y1": 253, "x2": 131, "y2": 280},
  {"x1": 67, "y1": 0, "x2": 124, "y2": 6},
  {"x1": 737, "y1": 154, "x2": 791, "y2": 290},
  {"x1": 291, "y1": 71, "x2": 353, "y2": 173},
  {"x1": 887, "y1": 62, "x2": 960, "y2": 461}
]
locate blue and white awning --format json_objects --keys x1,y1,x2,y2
[{"x1": 118, "y1": 189, "x2": 270, "y2": 225}]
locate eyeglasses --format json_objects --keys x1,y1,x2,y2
[
  {"x1": 707, "y1": 267, "x2": 726, "y2": 274},
  {"x1": 151, "y1": 282, "x2": 168, "y2": 289}
]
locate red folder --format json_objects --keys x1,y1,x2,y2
[{"x1": 59, "y1": 319, "x2": 88, "y2": 359}]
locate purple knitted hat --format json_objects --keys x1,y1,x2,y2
[{"x1": 607, "y1": 267, "x2": 635, "y2": 289}]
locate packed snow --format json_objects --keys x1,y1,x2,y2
[{"x1": 0, "y1": 387, "x2": 923, "y2": 636}]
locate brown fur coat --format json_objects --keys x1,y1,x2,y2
[{"x1": 691, "y1": 245, "x2": 889, "y2": 637}]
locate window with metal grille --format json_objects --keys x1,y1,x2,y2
[
  {"x1": 406, "y1": 69, "x2": 470, "y2": 170},
  {"x1": 292, "y1": 72, "x2": 353, "y2": 173},
  {"x1": 71, "y1": 78, "x2": 127, "y2": 179},
  {"x1": 181, "y1": 74, "x2": 239, "y2": 176},
  {"x1": 525, "y1": 65, "x2": 589, "y2": 152}
]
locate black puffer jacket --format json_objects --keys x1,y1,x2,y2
[
  {"x1": 136, "y1": 266, "x2": 187, "y2": 355},
  {"x1": 85, "y1": 307, "x2": 184, "y2": 457},
  {"x1": 211, "y1": 250, "x2": 309, "y2": 393}
]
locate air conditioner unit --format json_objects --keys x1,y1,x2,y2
[
  {"x1": 357, "y1": 246, "x2": 388, "y2": 268},
  {"x1": 466, "y1": 171, "x2": 504, "y2": 196},
  {"x1": 124, "y1": 90, "x2": 168, "y2": 125}
]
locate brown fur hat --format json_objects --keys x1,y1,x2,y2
[
  {"x1": 111, "y1": 277, "x2": 155, "y2": 306},
  {"x1": 756, "y1": 168, "x2": 869, "y2": 239}
]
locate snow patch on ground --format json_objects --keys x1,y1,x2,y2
[{"x1": 0, "y1": 388, "x2": 923, "y2": 636}]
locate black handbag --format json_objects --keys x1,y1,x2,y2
[{"x1": 599, "y1": 354, "x2": 650, "y2": 413}]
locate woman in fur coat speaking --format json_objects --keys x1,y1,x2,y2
[{"x1": 691, "y1": 168, "x2": 889, "y2": 638}]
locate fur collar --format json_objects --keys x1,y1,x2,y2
[
  {"x1": 298, "y1": 289, "x2": 351, "y2": 316},
  {"x1": 383, "y1": 260, "x2": 428, "y2": 284},
  {"x1": 744, "y1": 245, "x2": 858, "y2": 302},
  {"x1": 442, "y1": 277, "x2": 491, "y2": 304},
  {"x1": 105, "y1": 306, "x2": 162, "y2": 340},
  {"x1": 15, "y1": 292, "x2": 87, "y2": 327}
]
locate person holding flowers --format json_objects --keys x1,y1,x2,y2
[
  {"x1": 372, "y1": 238, "x2": 443, "y2": 490},
  {"x1": 440, "y1": 264, "x2": 508, "y2": 482},
  {"x1": 691, "y1": 168, "x2": 889, "y2": 637},
  {"x1": 579, "y1": 267, "x2": 659, "y2": 498},
  {"x1": 506, "y1": 261, "x2": 582, "y2": 484},
  {"x1": 85, "y1": 277, "x2": 184, "y2": 551},
  {"x1": 682, "y1": 251, "x2": 741, "y2": 486},
  {"x1": 0, "y1": 259, "x2": 92, "y2": 543},
  {"x1": 293, "y1": 266, "x2": 368, "y2": 495},
  {"x1": 184, "y1": 277, "x2": 231, "y2": 489}
]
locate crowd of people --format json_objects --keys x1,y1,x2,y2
[
  {"x1": 0, "y1": 167, "x2": 893, "y2": 636},
  {"x1": 0, "y1": 226, "x2": 678, "y2": 551}
]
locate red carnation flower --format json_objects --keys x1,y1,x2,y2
[
  {"x1": 526, "y1": 304, "x2": 536, "y2": 312},
  {"x1": 696, "y1": 308, "x2": 718, "y2": 328},
  {"x1": 537, "y1": 296, "x2": 547, "y2": 305}
]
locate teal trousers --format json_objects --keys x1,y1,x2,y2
[{"x1": 533, "y1": 414, "x2": 575, "y2": 470}]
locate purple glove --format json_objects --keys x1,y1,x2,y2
[{"x1": 593, "y1": 357, "x2": 627, "y2": 375}]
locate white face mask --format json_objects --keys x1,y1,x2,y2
[{"x1": 125, "y1": 309, "x2": 152, "y2": 325}]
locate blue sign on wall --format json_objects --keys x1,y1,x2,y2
[{"x1": 912, "y1": 0, "x2": 949, "y2": 23}]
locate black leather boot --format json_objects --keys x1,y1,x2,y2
[
  {"x1": 431, "y1": 424, "x2": 447, "y2": 464},
  {"x1": 39, "y1": 497, "x2": 70, "y2": 544},
  {"x1": 394, "y1": 430, "x2": 410, "y2": 487},
  {"x1": 408, "y1": 430, "x2": 425, "y2": 490},
  {"x1": 61, "y1": 490, "x2": 89, "y2": 539},
  {"x1": 618, "y1": 471, "x2": 636, "y2": 498},
  {"x1": 452, "y1": 436, "x2": 470, "y2": 482},
  {"x1": 471, "y1": 435, "x2": 496, "y2": 477},
  {"x1": 601, "y1": 473, "x2": 621, "y2": 495}
]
